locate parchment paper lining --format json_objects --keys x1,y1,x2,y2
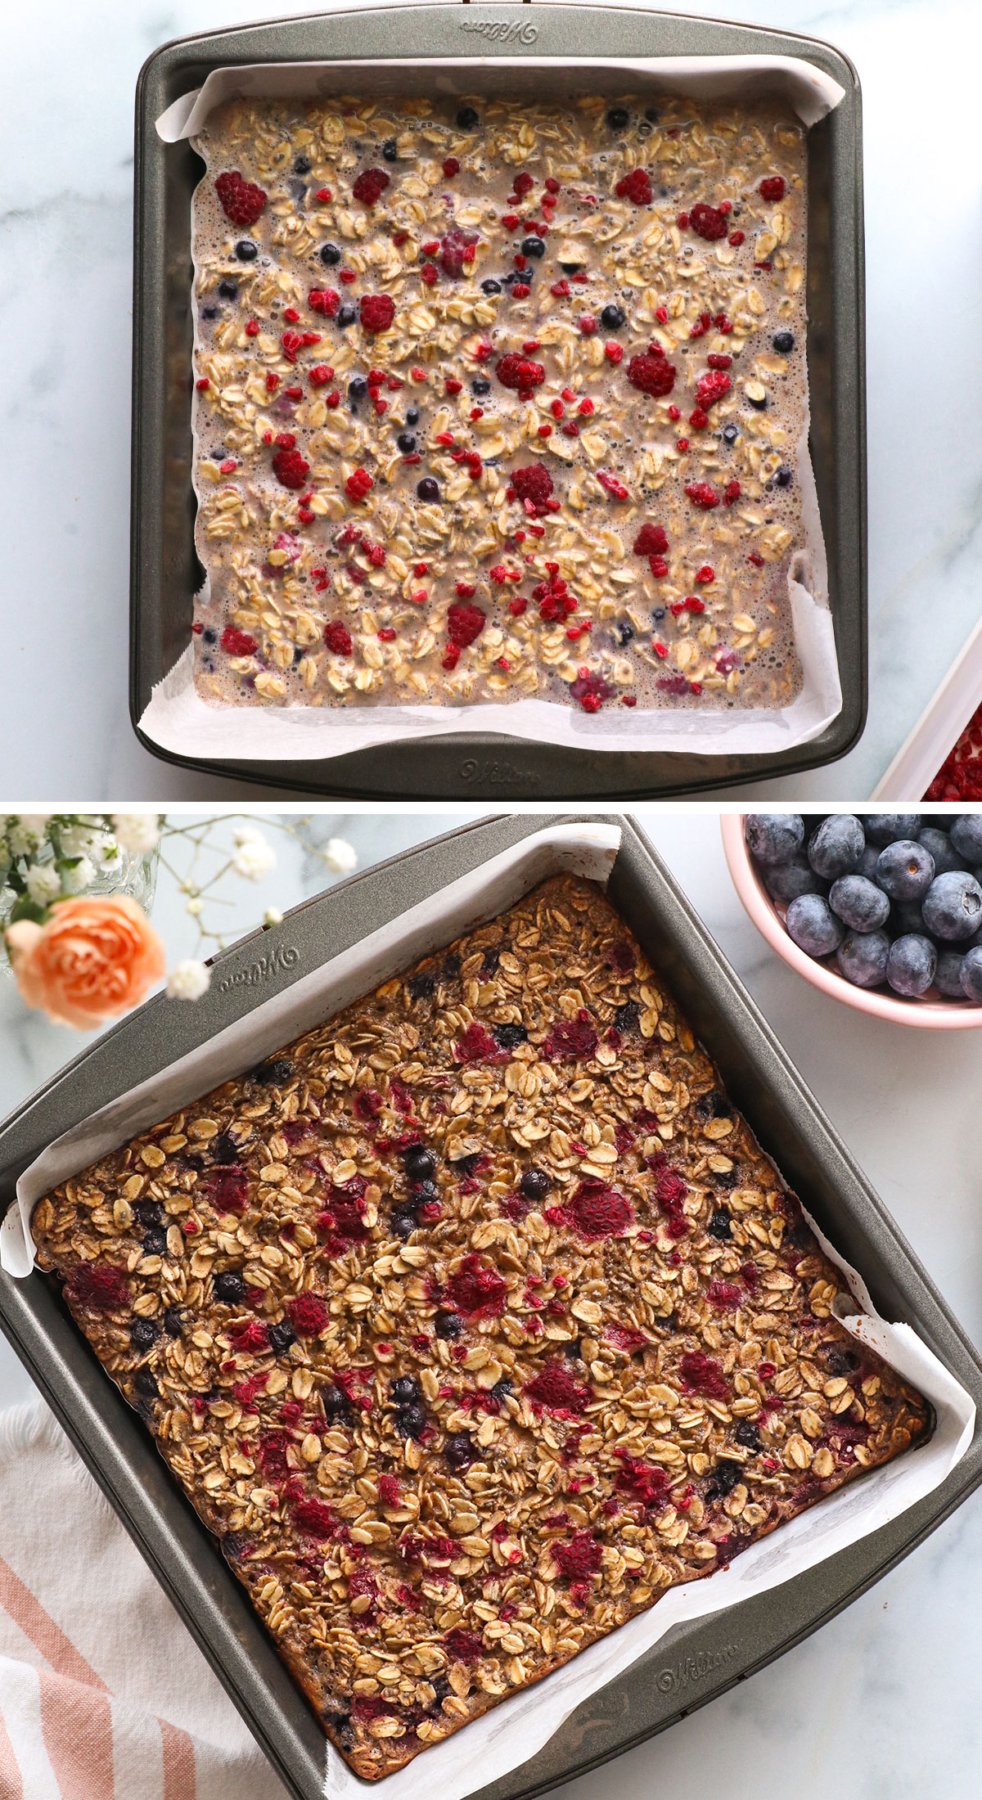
[
  {"x1": 140, "y1": 55, "x2": 844, "y2": 763},
  {"x1": 5, "y1": 822, "x2": 964, "y2": 1800}
]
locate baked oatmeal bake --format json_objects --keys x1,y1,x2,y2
[
  {"x1": 32, "y1": 877, "x2": 928, "y2": 1779},
  {"x1": 191, "y1": 94, "x2": 812, "y2": 717}
]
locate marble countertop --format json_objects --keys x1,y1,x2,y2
[
  {"x1": 2, "y1": 0, "x2": 980, "y2": 799},
  {"x1": 2, "y1": 809, "x2": 981, "y2": 1795}
]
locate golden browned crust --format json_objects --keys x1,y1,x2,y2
[{"x1": 32, "y1": 876, "x2": 929, "y2": 1779}]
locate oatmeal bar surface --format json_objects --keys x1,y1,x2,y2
[
  {"x1": 33, "y1": 877, "x2": 928, "y2": 1780},
  {"x1": 192, "y1": 93, "x2": 809, "y2": 717}
]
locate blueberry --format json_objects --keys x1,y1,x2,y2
[
  {"x1": 349, "y1": 375, "x2": 368, "y2": 406},
  {"x1": 135, "y1": 1198, "x2": 163, "y2": 1228},
  {"x1": 876, "y1": 839, "x2": 937, "y2": 903},
  {"x1": 747, "y1": 390, "x2": 768, "y2": 410},
  {"x1": 606, "y1": 106, "x2": 630, "y2": 131},
  {"x1": 131, "y1": 1318, "x2": 159, "y2": 1352},
  {"x1": 320, "y1": 1383, "x2": 351, "y2": 1423},
  {"x1": 269, "y1": 1320, "x2": 296, "y2": 1354},
  {"x1": 163, "y1": 1307, "x2": 183, "y2": 1338},
  {"x1": 745, "y1": 813, "x2": 805, "y2": 867},
  {"x1": 396, "y1": 1404, "x2": 428, "y2": 1439},
  {"x1": 444, "y1": 1430, "x2": 477, "y2": 1471},
  {"x1": 294, "y1": 154, "x2": 312, "y2": 175},
  {"x1": 405, "y1": 1146, "x2": 435, "y2": 1181},
  {"x1": 520, "y1": 1167, "x2": 551, "y2": 1202},
  {"x1": 435, "y1": 1311, "x2": 463, "y2": 1340},
  {"x1": 763, "y1": 858, "x2": 826, "y2": 904},
  {"x1": 391, "y1": 1375, "x2": 421, "y2": 1404},
  {"x1": 600, "y1": 303, "x2": 626, "y2": 330},
  {"x1": 134, "y1": 1367, "x2": 159, "y2": 1400},
  {"x1": 935, "y1": 949, "x2": 968, "y2": 997},
  {"x1": 471, "y1": 377, "x2": 491, "y2": 396},
  {"x1": 786, "y1": 893, "x2": 843, "y2": 957},
  {"x1": 864, "y1": 814, "x2": 922, "y2": 846},
  {"x1": 829, "y1": 874, "x2": 890, "y2": 933},
  {"x1": 886, "y1": 934, "x2": 937, "y2": 997},
  {"x1": 773, "y1": 466, "x2": 793, "y2": 489},
  {"x1": 481, "y1": 278, "x2": 503, "y2": 295},
  {"x1": 807, "y1": 815, "x2": 865, "y2": 879},
  {"x1": 214, "y1": 1271, "x2": 246, "y2": 1304},
  {"x1": 707, "y1": 1208, "x2": 732, "y2": 1241},
  {"x1": 694, "y1": 1089, "x2": 729, "y2": 1122},
  {"x1": 922, "y1": 870, "x2": 982, "y2": 941},
  {"x1": 320, "y1": 242, "x2": 342, "y2": 266},
  {"x1": 217, "y1": 278, "x2": 239, "y2": 300},
  {"x1": 142, "y1": 1226, "x2": 168, "y2": 1255},
  {"x1": 391, "y1": 1209, "x2": 418, "y2": 1240},
  {"x1": 918, "y1": 827, "x2": 967, "y2": 876},
  {"x1": 202, "y1": 628, "x2": 217, "y2": 645},
  {"x1": 558, "y1": 262, "x2": 583, "y2": 276},
  {"x1": 202, "y1": 305, "x2": 218, "y2": 319},
  {"x1": 705, "y1": 1458, "x2": 742, "y2": 1500},
  {"x1": 235, "y1": 240, "x2": 258, "y2": 261},
  {"x1": 613, "y1": 1000, "x2": 641, "y2": 1032},
  {"x1": 408, "y1": 970, "x2": 436, "y2": 998},
  {"x1": 451, "y1": 1152, "x2": 483, "y2": 1178},
  {"x1": 772, "y1": 330, "x2": 795, "y2": 354},
  {"x1": 722, "y1": 423, "x2": 739, "y2": 445},
  {"x1": 837, "y1": 930, "x2": 890, "y2": 989},
  {"x1": 734, "y1": 1420, "x2": 760, "y2": 1449},
  {"x1": 490, "y1": 1378, "x2": 514, "y2": 1405},
  {"x1": 253, "y1": 1057, "x2": 293, "y2": 1085},
  {"x1": 397, "y1": 431, "x2": 417, "y2": 453},
  {"x1": 337, "y1": 303, "x2": 357, "y2": 327},
  {"x1": 521, "y1": 236, "x2": 546, "y2": 258},
  {"x1": 960, "y1": 946, "x2": 982, "y2": 1000},
  {"x1": 211, "y1": 1132, "x2": 239, "y2": 1163},
  {"x1": 495, "y1": 1022, "x2": 528, "y2": 1049},
  {"x1": 892, "y1": 899, "x2": 926, "y2": 936},
  {"x1": 456, "y1": 106, "x2": 480, "y2": 130},
  {"x1": 381, "y1": 138, "x2": 398, "y2": 162},
  {"x1": 857, "y1": 843, "x2": 882, "y2": 881},
  {"x1": 405, "y1": 407, "x2": 421, "y2": 427},
  {"x1": 951, "y1": 816, "x2": 982, "y2": 863},
  {"x1": 417, "y1": 477, "x2": 441, "y2": 503}
]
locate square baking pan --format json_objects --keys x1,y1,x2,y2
[
  {"x1": 131, "y1": 3, "x2": 867, "y2": 800},
  {"x1": 1, "y1": 814, "x2": 978, "y2": 1800}
]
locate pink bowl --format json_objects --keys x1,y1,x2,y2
[{"x1": 720, "y1": 815, "x2": 982, "y2": 1030}]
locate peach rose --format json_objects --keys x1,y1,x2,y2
[{"x1": 6, "y1": 896, "x2": 166, "y2": 1028}]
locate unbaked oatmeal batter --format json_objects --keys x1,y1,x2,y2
[{"x1": 191, "y1": 94, "x2": 811, "y2": 714}]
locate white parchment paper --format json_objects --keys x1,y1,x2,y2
[
  {"x1": 5, "y1": 820, "x2": 967, "y2": 1800},
  {"x1": 140, "y1": 54, "x2": 845, "y2": 764}
]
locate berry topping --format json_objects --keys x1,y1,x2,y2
[
  {"x1": 324, "y1": 620, "x2": 354, "y2": 655},
  {"x1": 759, "y1": 176, "x2": 786, "y2": 202},
  {"x1": 293, "y1": 1498, "x2": 337, "y2": 1540},
  {"x1": 632, "y1": 523, "x2": 669, "y2": 556},
  {"x1": 688, "y1": 203, "x2": 728, "y2": 241},
  {"x1": 447, "y1": 1255, "x2": 508, "y2": 1318},
  {"x1": 215, "y1": 171, "x2": 268, "y2": 227},
  {"x1": 444, "y1": 1628, "x2": 484, "y2": 1663},
  {"x1": 220, "y1": 626, "x2": 258, "y2": 657},
  {"x1": 684, "y1": 481, "x2": 721, "y2": 510},
  {"x1": 272, "y1": 447, "x2": 310, "y2": 490},
  {"x1": 446, "y1": 603, "x2": 487, "y2": 649},
  {"x1": 563, "y1": 1177, "x2": 634, "y2": 1240},
  {"x1": 552, "y1": 1531, "x2": 603, "y2": 1580},
  {"x1": 287, "y1": 1292, "x2": 330, "y2": 1337},
  {"x1": 679, "y1": 1351, "x2": 729, "y2": 1399},
  {"x1": 66, "y1": 1262, "x2": 130, "y2": 1313},
  {"x1": 495, "y1": 354, "x2": 546, "y2": 391},
  {"x1": 524, "y1": 1361, "x2": 591, "y2": 1414},
  {"x1": 509, "y1": 464, "x2": 555, "y2": 511},
  {"x1": 360, "y1": 293, "x2": 396, "y2": 333},
  {"x1": 542, "y1": 1011, "x2": 599, "y2": 1061},
  {"x1": 626, "y1": 351, "x2": 677, "y2": 398},
  {"x1": 204, "y1": 1165, "x2": 250, "y2": 1214},
  {"x1": 308, "y1": 287, "x2": 340, "y2": 317},
  {"x1": 614, "y1": 168, "x2": 653, "y2": 205},
  {"x1": 695, "y1": 370, "x2": 732, "y2": 410},
  {"x1": 520, "y1": 1167, "x2": 551, "y2": 1202},
  {"x1": 352, "y1": 167, "x2": 391, "y2": 207},
  {"x1": 444, "y1": 1431, "x2": 478, "y2": 1471}
]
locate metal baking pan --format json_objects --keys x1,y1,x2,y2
[
  {"x1": 1, "y1": 814, "x2": 978, "y2": 1800},
  {"x1": 131, "y1": 4, "x2": 867, "y2": 800}
]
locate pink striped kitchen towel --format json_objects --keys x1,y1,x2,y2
[{"x1": 0, "y1": 1401, "x2": 289, "y2": 1800}]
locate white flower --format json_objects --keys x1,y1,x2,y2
[
  {"x1": 8, "y1": 816, "x2": 50, "y2": 857},
  {"x1": 322, "y1": 837, "x2": 358, "y2": 874},
  {"x1": 232, "y1": 834, "x2": 276, "y2": 881},
  {"x1": 167, "y1": 959, "x2": 211, "y2": 1000},
  {"x1": 62, "y1": 856, "x2": 96, "y2": 895},
  {"x1": 25, "y1": 865, "x2": 62, "y2": 905},
  {"x1": 112, "y1": 814, "x2": 161, "y2": 854},
  {"x1": 186, "y1": 896, "x2": 203, "y2": 917},
  {"x1": 233, "y1": 822, "x2": 265, "y2": 846},
  {"x1": 263, "y1": 906, "x2": 284, "y2": 926}
]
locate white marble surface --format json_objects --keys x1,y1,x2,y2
[
  {"x1": 2, "y1": 809, "x2": 981, "y2": 1795},
  {"x1": 1, "y1": 0, "x2": 980, "y2": 799}
]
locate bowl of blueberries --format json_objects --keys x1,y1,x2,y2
[{"x1": 721, "y1": 813, "x2": 982, "y2": 1026}]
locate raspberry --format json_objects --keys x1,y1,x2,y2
[
  {"x1": 214, "y1": 170, "x2": 267, "y2": 227},
  {"x1": 345, "y1": 467, "x2": 374, "y2": 503},
  {"x1": 67, "y1": 1262, "x2": 129, "y2": 1313},
  {"x1": 455, "y1": 1020, "x2": 499, "y2": 1062},
  {"x1": 707, "y1": 1280, "x2": 743, "y2": 1310},
  {"x1": 323, "y1": 620, "x2": 353, "y2": 655},
  {"x1": 292, "y1": 1498, "x2": 337, "y2": 1540},
  {"x1": 447, "y1": 1255, "x2": 507, "y2": 1317},
  {"x1": 446, "y1": 601, "x2": 486, "y2": 648},
  {"x1": 553, "y1": 1531, "x2": 603, "y2": 1580},
  {"x1": 614, "y1": 168, "x2": 653, "y2": 206},
  {"x1": 524, "y1": 1361, "x2": 590, "y2": 1414},
  {"x1": 360, "y1": 293, "x2": 396, "y2": 333},
  {"x1": 307, "y1": 287, "x2": 339, "y2": 317},
  {"x1": 759, "y1": 176, "x2": 786, "y2": 203},
  {"x1": 688, "y1": 203, "x2": 728, "y2": 241},
  {"x1": 255, "y1": 1431, "x2": 292, "y2": 1480},
  {"x1": 564, "y1": 1178, "x2": 634, "y2": 1240},
  {"x1": 626, "y1": 351, "x2": 677, "y2": 398},
  {"x1": 614, "y1": 1451, "x2": 670, "y2": 1507},
  {"x1": 542, "y1": 1010, "x2": 598, "y2": 1061},
  {"x1": 440, "y1": 226, "x2": 479, "y2": 278},
  {"x1": 230, "y1": 1320, "x2": 270, "y2": 1354},
  {"x1": 685, "y1": 481, "x2": 721, "y2": 510},
  {"x1": 723, "y1": 479, "x2": 742, "y2": 506},
  {"x1": 352, "y1": 167, "x2": 390, "y2": 207},
  {"x1": 656, "y1": 1168, "x2": 688, "y2": 1209},
  {"x1": 495, "y1": 353, "x2": 546, "y2": 391},
  {"x1": 378, "y1": 1474, "x2": 402, "y2": 1507},
  {"x1": 597, "y1": 471, "x2": 629, "y2": 501},
  {"x1": 444, "y1": 1628, "x2": 484, "y2": 1663},
  {"x1": 287, "y1": 1292, "x2": 329, "y2": 1337},
  {"x1": 204, "y1": 1165, "x2": 250, "y2": 1214},
  {"x1": 220, "y1": 626, "x2": 258, "y2": 657},
  {"x1": 679, "y1": 1350, "x2": 729, "y2": 1400},
  {"x1": 633, "y1": 523, "x2": 668, "y2": 556},
  {"x1": 569, "y1": 670, "x2": 612, "y2": 714},
  {"x1": 695, "y1": 370, "x2": 731, "y2": 409},
  {"x1": 509, "y1": 463, "x2": 554, "y2": 509},
  {"x1": 272, "y1": 447, "x2": 310, "y2": 490}
]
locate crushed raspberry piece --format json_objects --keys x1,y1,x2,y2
[
  {"x1": 524, "y1": 1361, "x2": 590, "y2": 1414},
  {"x1": 614, "y1": 168, "x2": 653, "y2": 206},
  {"x1": 215, "y1": 170, "x2": 267, "y2": 227},
  {"x1": 292, "y1": 1497, "x2": 337, "y2": 1540},
  {"x1": 220, "y1": 626, "x2": 258, "y2": 657},
  {"x1": 287, "y1": 1292, "x2": 329, "y2": 1337},
  {"x1": 446, "y1": 602, "x2": 486, "y2": 649},
  {"x1": 455, "y1": 1020, "x2": 500, "y2": 1062},
  {"x1": 272, "y1": 447, "x2": 310, "y2": 490},
  {"x1": 360, "y1": 293, "x2": 396, "y2": 333},
  {"x1": 447, "y1": 1255, "x2": 507, "y2": 1317},
  {"x1": 495, "y1": 353, "x2": 546, "y2": 391},
  {"x1": 67, "y1": 1262, "x2": 129, "y2": 1313},
  {"x1": 509, "y1": 463, "x2": 554, "y2": 511},
  {"x1": 378, "y1": 1474, "x2": 402, "y2": 1507},
  {"x1": 308, "y1": 287, "x2": 340, "y2": 317},
  {"x1": 679, "y1": 1351, "x2": 729, "y2": 1399},
  {"x1": 230, "y1": 1319, "x2": 269, "y2": 1354},
  {"x1": 707, "y1": 1279, "x2": 743, "y2": 1310},
  {"x1": 597, "y1": 471, "x2": 629, "y2": 501},
  {"x1": 323, "y1": 620, "x2": 353, "y2": 655},
  {"x1": 627, "y1": 351, "x2": 677, "y2": 398},
  {"x1": 345, "y1": 467, "x2": 374, "y2": 503},
  {"x1": 440, "y1": 226, "x2": 479, "y2": 278},
  {"x1": 563, "y1": 1178, "x2": 634, "y2": 1240},
  {"x1": 352, "y1": 167, "x2": 390, "y2": 206},
  {"x1": 685, "y1": 481, "x2": 721, "y2": 510},
  {"x1": 633, "y1": 523, "x2": 669, "y2": 556},
  {"x1": 723, "y1": 479, "x2": 742, "y2": 506},
  {"x1": 759, "y1": 175, "x2": 786, "y2": 202},
  {"x1": 444, "y1": 1628, "x2": 484, "y2": 1663},
  {"x1": 688, "y1": 202, "x2": 728, "y2": 241},
  {"x1": 543, "y1": 1010, "x2": 598, "y2": 1061},
  {"x1": 553, "y1": 1531, "x2": 603, "y2": 1580},
  {"x1": 203, "y1": 1165, "x2": 250, "y2": 1215},
  {"x1": 615, "y1": 1450, "x2": 670, "y2": 1506},
  {"x1": 256, "y1": 1431, "x2": 292, "y2": 1480},
  {"x1": 696, "y1": 370, "x2": 731, "y2": 409},
  {"x1": 569, "y1": 669, "x2": 612, "y2": 714}
]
